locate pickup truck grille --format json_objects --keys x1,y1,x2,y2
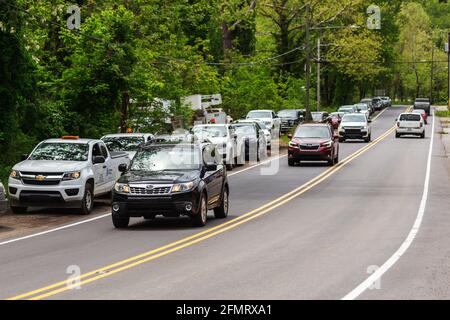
[
  {"x1": 130, "y1": 186, "x2": 172, "y2": 195},
  {"x1": 345, "y1": 128, "x2": 362, "y2": 134},
  {"x1": 22, "y1": 179, "x2": 60, "y2": 186}
]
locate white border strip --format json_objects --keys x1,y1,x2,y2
[
  {"x1": 0, "y1": 213, "x2": 111, "y2": 246},
  {"x1": 342, "y1": 110, "x2": 435, "y2": 300}
]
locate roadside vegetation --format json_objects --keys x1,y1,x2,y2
[{"x1": 1, "y1": 0, "x2": 450, "y2": 184}]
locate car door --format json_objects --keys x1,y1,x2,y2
[
  {"x1": 92, "y1": 143, "x2": 106, "y2": 194},
  {"x1": 100, "y1": 142, "x2": 115, "y2": 191},
  {"x1": 202, "y1": 145, "x2": 223, "y2": 206}
]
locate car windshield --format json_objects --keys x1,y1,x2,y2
[
  {"x1": 294, "y1": 126, "x2": 330, "y2": 138},
  {"x1": 355, "y1": 104, "x2": 367, "y2": 110},
  {"x1": 247, "y1": 111, "x2": 271, "y2": 119},
  {"x1": 339, "y1": 108, "x2": 353, "y2": 113},
  {"x1": 278, "y1": 110, "x2": 297, "y2": 117},
  {"x1": 399, "y1": 114, "x2": 421, "y2": 121},
  {"x1": 330, "y1": 113, "x2": 341, "y2": 119},
  {"x1": 231, "y1": 124, "x2": 256, "y2": 136},
  {"x1": 102, "y1": 136, "x2": 145, "y2": 152},
  {"x1": 131, "y1": 146, "x2": 201, "y2": 171},
  {"x1": 342, "y1": 114, "x2": 366, "y2": 122},
  {"x1": 193, "y1": 125, "x2": 227, "y2": 138},
  {"x1": 30, "y1": 143, "x2": 89, "y2": 161},
  {"x1": 311, "y1": 113, "x2": 324, "y2": 121}
]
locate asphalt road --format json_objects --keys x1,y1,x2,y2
[{"x1": 1, "y1": 105, "x2": 449, "y2": 300}]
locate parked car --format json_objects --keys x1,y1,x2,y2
[
  {"x1": 414, "y1": 98, "x2": 431, "y2": 116},
  {"x1": 360, "y1": 98, "x2": 380, "y2": 112},
  {"x1": 311, "y1": 111, "x2": 329, "y2": 123},
  {"x1": 380, "y1": 96, "x2": 392, "y2": 108},
  {"x1": 278, "y1": 109, "x2": 305, "y2": 133},
  {"x1": 234, "y1": 119, "x2": 272, "y2": 150},
  {"x1": 338, "y1": 106, "x2": 357, "y2": 114},
  {"x1": 412, "y1": 109, "x2": 428, "y2": 124},
  {"x1": 101, "y1": 133, "x2": 154, "y2": 160},
  {"x1": 111, "y1": 142, "x2": 229, "y2": 228},
  {"x1": 192, "y1": 124, "x2": 238, "y2": 170},
  {"x1": 0, "y1": 182, "x2": 7, "y2": 214},
  {"x1": 230, "y1": 122, "x2": 267, "y2": 162},
  {"x1": 396, "y1": 113, "x2": 425, "y2": 138},
  {"x1": 354, "y1": 103, "x2": 371, "y2": 119},
  {"x1": 329, "y1": 112, "x2": 343, "y2": 130},
  {"x1": 371, "y1": 97, "x2": 384, "y2": 111},
  {"x1": 287, "y1": 124, "x2": 339, "y2": 166},
  {"x1": 338, "y1": 113, "x2": 372, "y2": 142},
  {"x1": 8, "y1": 136, "x2": 130, "y2": 215},
  {"x1": 246, "y1": 110, "x2": 281, "y2": 137}
]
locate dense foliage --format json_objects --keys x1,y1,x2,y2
[{"x1": 1, "y1": 0, "x2": 449, "y2": 182}]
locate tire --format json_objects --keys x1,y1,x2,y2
[
  {"x1": 365, "y1": 134, "x2": 371, "y2": 143},
  {"x1": 288, "y1": 158, "x2": 295, "y2": 166},
  {"x1": 395, "y1": 133, "x2": 400, "y2": 138},
  {"x1": 334, "y1": 153, "x2": 339, "y2": 164},
  {"x1": 226, "y1": 163, "x2": 233, "y2": 171},
  {"x1": 79, "y1": 182, "x2": 94, "y2": 215},
  {"x1": 192, "y1": 193, "x2": 207, "y2": 227},
  {"x1": 214, "y1": 187, "x2": 229, "y2": 219},
  {"x1": 11, "y1": 206, "x2": 27, "y2": 214},
  {"x1": 112, "y1": 214, "x2": 130, "y2": 228},
  {"x1": 327, "y1": 153, "x2": 335, "y2": 166},
  {"x1": 421, "y1": 132, "x2": 425, "y2": 139},
  {"x1": 339, "y1": 137, "x2": 345, "y2": 143}
]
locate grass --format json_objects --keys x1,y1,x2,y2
[{"x1": 436, "y1": 109, "x2": 450, "y2": 117}]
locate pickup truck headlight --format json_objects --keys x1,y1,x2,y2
[
  {"x1": 62, "y1": 171, "x2": 81, "y2": 181},
  {"x1": 172, "y1": 181, "x2": 195, "y2": 193},
  {"x1": 114, "y1": 183, "x2": 129, "y2": 193},
  {"x1": 10, "y1": 170, "x2": 20, "y2": 179}
]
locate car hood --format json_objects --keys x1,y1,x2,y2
[
  {"x1": 119, "y1": 170, "x2": 199, "y2": 184},
  {"x1": 14, "y1": 160, "x2": 87, "y2": 173},
  {"x1": 280, "y1": 116, "x2": 297, "y2": 121},
  {"x1": 341, "y1": 121, "x2": 367, "y2": 127},
  {"x1": 248, "y1": 117, "x2": 272, "y2": 122},
  {"x1": 292, "y1": 137, "x2": 330, "y2": 144}
]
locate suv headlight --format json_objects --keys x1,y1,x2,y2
[
  {"x1": 114, "y1": 183, "x2": 130, "y2": 193},
  {"x1": 321, "y1": 141, "x2": 332, "y2": 148},
  {"x1": 172, "y1": 181, "x2": 195, "y2": 193},
  {"x1": 62, "y1": 171, "x2": 81, "y2": 181},
  {"x1": 10, "y1": 170, "x2": 20, "y2": 179},
  {"x1": 289, "y1": 141, "x2": 299, "y2": 148}
]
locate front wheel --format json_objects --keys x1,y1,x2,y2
[
  {"x1": 112, "y1": 214, "x2": 130, "y2": 228},
  {"x1": 79, "y1": 183, "x2": 94, "y2": 215},
  {"x1": 214, "y1": 188, "x2": 229, "y2": 219},
  {"x1": 288, "y1": 158, "x2": 295, "y2": 166},
  {"x1": 192, "y1": 193, "x2": 207, "y2": 227}
]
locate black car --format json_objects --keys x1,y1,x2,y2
[
  {"x1": 414, "y1": 97, "x2": 431, "y2": 115},
  {"x1": 278, "y1": 109, "x2": 305, "y2": 133},
  {"x1": 310, "y1": 111, "x2": 329, "y2": 123},
  {"x1": 111, "y1": 142, "x2": 229, "y2": 228}
]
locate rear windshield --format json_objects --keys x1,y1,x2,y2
[
  {"x1": 102, "y1": 136, "x2": 145, "y2": 152},
  {"x1": 399, "y1": 114, "x2": 421, "y2": 121},
  {"x1": 247, "y1": 111, "x2": 272, "y2": 119}
]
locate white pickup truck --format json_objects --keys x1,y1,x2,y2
[{"x1": 8, "y1": 136, "x2": 130, "y2": 215}]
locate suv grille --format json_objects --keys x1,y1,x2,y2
[
  {"x1": 300, "y1": 144, "x2": 320, "y2": 150},
  {"x1": 130, "y1": 186, "x2": 172, "y2": 195}
]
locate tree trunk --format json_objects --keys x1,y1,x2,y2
[
  {"x1": 119, "y1": 91, "x2": 129, "y2": 133},
  {"x1": 221, "y1": 22, "x2": 233, "y2": 59}
]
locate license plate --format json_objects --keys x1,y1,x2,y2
[{"x1": 407, "y1": 128, "x2": 412, "y2": 131}]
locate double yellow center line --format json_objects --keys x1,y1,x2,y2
[{"x1": 8, "y1": 108, "x2": 408, "y2": 300}]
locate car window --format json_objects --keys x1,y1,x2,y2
[
  {"x1": 92, "y1": 143, "x2": 102, "y2": 159},
  {"x1": 399, "y1": 114, "x2": 421, "y2": 121},
  {"x1": 100, "y1": 144, "x2": 109, "y2": 158}
]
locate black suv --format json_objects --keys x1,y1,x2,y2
[
  {"x1": 111, "y1": 142, "x2": 229, "y2": 228},
  {"x1": 278, "y1": 109, "x2": 305, "y2": 133}
]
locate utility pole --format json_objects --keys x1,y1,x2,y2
[
  {"x1": 430, "y1": 45, "x2": 434, "y2": 105},
  {"x1": 317, "y1": 37, "x2": 321, "y2": 111},
  {"x1": 305, "y1": 4, "x2": 311, "y2": 120},
  {"x1": 448, "y1": 32, "x2": 450, "y2": 109}
]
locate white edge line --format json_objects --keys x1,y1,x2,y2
[
  {"x1": 0, "y1": 213, "x2": 111, "y2": 246},
  {"x1": 342, "y1": 109, "x2": 435, "y2": 300},
  {"x1": 228, "y1": 154, "x2": 287, "y2": 177}
]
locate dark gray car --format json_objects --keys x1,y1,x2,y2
[{"x1": 0, "y1": 182, "x2": 7, "y2": 214}]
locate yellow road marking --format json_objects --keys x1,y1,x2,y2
[{"x1": 8, "y1": 108, "x2": 408, "y2": 300}]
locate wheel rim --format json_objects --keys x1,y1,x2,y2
[
  {"x1": 201, "y1": 197, "x2": 207, "y2": 223},
  {"x1": 85, "y1": 190, "x2": 92, "y2": 210},
  {"x1": 223, "y1": 190, "x2": 229, "y2": 214}
]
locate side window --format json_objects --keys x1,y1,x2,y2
[
  {"x1": 100, "y1": 144, "x2": 109, "y2": 158},
  {"x1": 92, "y1": 143, "x2": 102, "y2": 160}
]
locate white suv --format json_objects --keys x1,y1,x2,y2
[
  {"x1": 396, "y1": 113, "x2": 425, "y2": 138},
  {"x1": 246, "y1": 110, "x2": 281, "y2": 137}
]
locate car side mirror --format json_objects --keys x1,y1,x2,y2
[
  {"x1": 205, "y1": 163, "x2": 218, "y2": 171},
  {"x1": 287, "y1": 133, "x2": 293, "y2": 139},
  {"x1": 21, "y1": 154, "x2": 29, "y2": 161},
  {"x1": 118, "y1": 163, "x2": 128, "y2": 172},
  {"x1": 93, "y1": 155, "x2": 106, "y2": 164},
  {"x1": 368, "y1": 119, "x2": 372, "y2": 123}
]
